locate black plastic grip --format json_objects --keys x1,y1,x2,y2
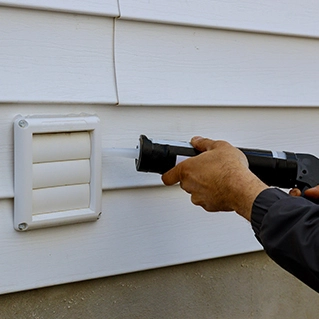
[{"x1": 136, "y1": 135, "x2": 199, "y2": 174}]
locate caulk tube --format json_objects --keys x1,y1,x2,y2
[
  {"x1": 239, "y1": 148, "x2": 298, "y2": 189},
  {"x1": 135, "y1": 135, "x2": 199, "y2": 174}
]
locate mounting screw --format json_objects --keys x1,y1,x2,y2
[
  {"x1": 18, "y1": 119, "x2": 28, "y2": 128},
  {"x1": 18, "y1": 223, "x2": 28, "y2": 231}
]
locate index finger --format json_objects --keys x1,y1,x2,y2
[{"x1": 161, "y1": 164, "x2": 182, "y2": 186}]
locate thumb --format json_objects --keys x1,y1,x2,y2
[{"x1": 190, "y1": 136, "x2": 216, "y2": 152}]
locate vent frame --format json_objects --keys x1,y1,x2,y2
[{"x1": 13, "y1": 114, "x2": 102, "y2": 231}]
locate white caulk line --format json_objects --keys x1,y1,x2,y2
[{"x1": 102, "y1": 147, "x2": 139, "y2": 159}]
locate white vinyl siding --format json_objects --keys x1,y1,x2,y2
[
  {"x1": 0, "y1": 7, "x2": 117, "y2": 103},
  {"x1": 118, "y1": 0, "x2": 319, "y2": 38},
  {"x1": 0, "y1": 3, "x2": 319, "y2": 294},
  {"x1": 0, "y1": 0, "x2": 119, "y2": 16},
  {"x1": 115, "y1": 20, "x2": 319, "y2": 107}
]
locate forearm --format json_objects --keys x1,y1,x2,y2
[
  {"x1": 231, "y1": 170, "x2": 268, "y2": 221},
  {"x1": 252, "y1": 188, "x2": 319, "y2": 293}
]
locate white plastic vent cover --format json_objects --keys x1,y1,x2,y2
[{"x1": 14, "y1": 115, "x2": 102, "y2": 231}]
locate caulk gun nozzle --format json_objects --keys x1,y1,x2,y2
[{"x1": 102, "y1": 147, "x2": 139, "y2": 160}]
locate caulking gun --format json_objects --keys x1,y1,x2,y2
[{"x1": 134, "y1": 135, "x2": 319, "y2": 194}]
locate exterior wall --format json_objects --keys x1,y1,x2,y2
[
  {"x1": 1, "y1": 0, "x2": 319, "y2": 311},
  {"x1": 1, "y1": 252, "x2": 319, "y2": 319}
]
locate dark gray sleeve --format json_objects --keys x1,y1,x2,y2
[{"x1": 251, "y1": 188, "x2": 319, "y2": 293}]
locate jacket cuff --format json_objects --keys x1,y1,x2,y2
[{"x1": 251, "y1": 188, "x2": 290, "y2": 237}]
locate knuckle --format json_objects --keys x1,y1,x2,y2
[
  {"x1": 214, "y1": 140, "x2": 231, "y2": 149},
  {"x1": 190, "y1": 196, "x2": 200, "y2": 206},
  {"x1": 191, "y1": 195, "x2": 204, "y2": 207}
]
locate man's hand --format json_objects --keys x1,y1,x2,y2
[
  {"x1": 161, "y1": 136, "x2": 269, "y2": 221},
  {"x1": 290, "y1": 185, "x2": 319, "y2": 200}
]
